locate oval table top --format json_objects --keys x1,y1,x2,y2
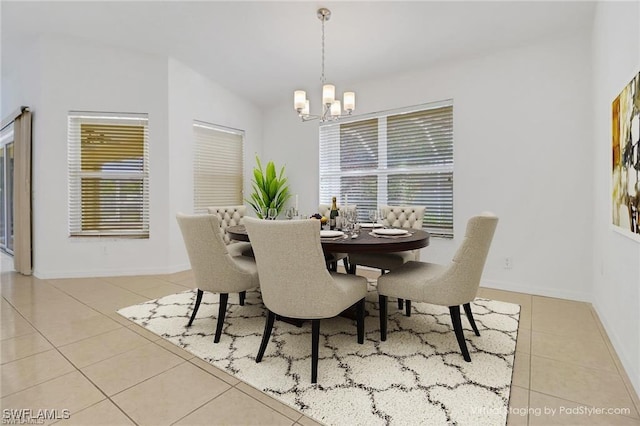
[{"x1": 226, "y1": 224, "x2": 430, "y2": 254}]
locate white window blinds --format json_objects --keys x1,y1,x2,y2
[
  {"x1": 193, "y1": 121, "x2": 244, "y2": 213},
  {"x1": 320, "y1": 101, "x2": 454, "y2": 237},
  {"x1": 68, "y1": 112, "x2": 149, "y2": 238}
]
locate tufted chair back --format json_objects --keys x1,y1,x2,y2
[
  {"x1": 380, "y1": 205, "x2": 426, "y2": 229},
  {"x1": 207, "y1": 205, "x2": 247, "y2": 244}
]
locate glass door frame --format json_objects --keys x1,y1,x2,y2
[{"x1": 0, "y1": 124, "x2": 14, "y2": 255}]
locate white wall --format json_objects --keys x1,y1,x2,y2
[
  {"x1": 591, "y1": 1, "x2": 640, "y2": 397},
  {"x1": 264, "y1": 32, "x2": 594, "y2": 301},
  {"x1": 4, "y1": 36, "x2": 171, "y2": 278},
  {"x1": 167, "y1": 58, "x2": 263, "y2": 269},
  {"x1": 0, "y1": 37, "x2": 265, "y2": 278}
]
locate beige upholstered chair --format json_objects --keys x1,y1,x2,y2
[
  {"x1": 318, "y1": 203, "x2": 357, "y2": 271},
  {"x1": 349, "y1": 205, "x2": 425, "y2": 311},
  {"x1": 377, "y1": 213, "x2": 498, "y2": 362},
  {"x1": 207, "y1": 205, "x2": 252, "y2": 257},
  {"x1": 244, "y1": 217, "x2": 367, "y2": 384},
  {"x1": 176, "y1": 213, "x2": 260, "y2": 343}
]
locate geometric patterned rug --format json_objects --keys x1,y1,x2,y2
[{"x1": 118, "y1": 283, "x2": 520, "y2": 426}]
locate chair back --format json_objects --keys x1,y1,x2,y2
[
  {"x1": 380, "y1": 205, "x2": 425, "y2": 229},
  {"x1": 244, "y1": 217, "x2": 345, "y2": 318},
  {"x1": 176, "y1": 213, "x2": 258, "y2": 293},
  {"x1": 444, "y1": 212, "x2": 499, "y2": 304},
  {"x1": 207, "y1": 205, "x2": 247, "y2": 244}
]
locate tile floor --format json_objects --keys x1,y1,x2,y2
[{"x1": 1, "y1": 253, "x2": 639, "y2": 426}]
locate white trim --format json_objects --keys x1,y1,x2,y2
[
  {"x1": 33, "y1": 263, "x2": 192, "y2": 279},
  {"x1": 480, "y1": 279, "x2": 592, "y2": 303},
  {"x1": 611, "y1": 223, "x2": 640, "y2": 243}
]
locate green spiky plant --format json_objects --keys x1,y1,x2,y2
[{"x1": 246, "y1": 155, "x2": 291, "y2": 219}]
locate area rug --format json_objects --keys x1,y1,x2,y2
[{"x1": 118, "y1": 283, "x2": 520, "y2": 426}]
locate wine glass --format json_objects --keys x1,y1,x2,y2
[
  {"x1": 267, "y1": 208, "x2": 278, "y2": 220},
  {"x1": 368, "y1": 209, "x2": 379, "y2": 228},
  {"x1": 284, "y1": 207, "x2": 294, "y2": 220}
]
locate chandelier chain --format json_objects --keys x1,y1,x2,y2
[{"x1": 321, "y1": 17, "x2": 326, "y2": 84}]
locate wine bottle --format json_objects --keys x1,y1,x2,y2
[{"x1": 330, "y1": 196, "x2": 339, "y2": 230}]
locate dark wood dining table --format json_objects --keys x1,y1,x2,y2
[{"x1": 226, "y1": 224, "x2": 430, "y2": 256}]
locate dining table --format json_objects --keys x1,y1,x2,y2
[{"x1": 226, "y1": 223, "x2": 430, "y2": 273}]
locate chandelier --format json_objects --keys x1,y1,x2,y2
[{"x1": 294, "y1": 8, "x2": 355, "y2": 122}]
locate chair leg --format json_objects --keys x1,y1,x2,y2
[
  {"x1": 343, "y1": 257, "x2": 350, "y2": 272},
  {"x1": 449, "y1": 305, "x2": 471, "y2": 362},
  {"x1": 256, "y1": 310, "x2": 276, "y2": 363},
  {"x1": 397, "y1": 298, "x2": 404, "y2": 310},
  {"x1": 379, "y1": 295, "x2": 388, "y2": 341},
  {"x1": 405, "y1": 300, "x2": 411, "y2": 317},
  {"x1": 239, "y1": 291, "x2": 246, "y2": 306},
  {"x1": 187, "y1": 289, "x2": 203, "y2": 327},
  {"x1": 356, "y1": 298, "x2": 365, "y2": 344},
  {"x1": 463, "y1": 303, "x2": 480, "y2": 336},
  {"x1": 311, "y1": 319, "x2": 320, "y2": 384},
  {"x1": 214, "y1": 293, "x2": 229, "y2": 343}
]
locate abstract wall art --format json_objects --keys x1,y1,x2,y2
[{"x1": 612, "y1": 71, "x2": 640, "y2": 239}]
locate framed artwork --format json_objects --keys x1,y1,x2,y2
[{"x1": 612, "y1": 71, "x2": 640, "y2": 239}]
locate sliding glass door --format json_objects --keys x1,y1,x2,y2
[{"x1": 0, "y1": 125, "x2": 14, "y2": 254}]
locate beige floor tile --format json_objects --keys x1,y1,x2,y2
[
  {"x1": 174, "y1": 387, "x2": 295, "y2": 426},
  {"x1": 532, "y1": 296, "x2": 602, "y2": 339},
  {"x1": 532, "y1": 330, "x2": 617, "y2": 372},
  {"x1": 102, "y1": 275, "x2": 173, "y2": 292},
  {"x1": 132, "y1": 282, "x2": 189, "y2": 300},
  {"x1": 58, "y1": 327, "x2": 150, "y2": 368},
  {"x1": 515, "y1": 328, "x2": 531, "y2": 354},
  {"x1": 55, "y1": 399, "x2": 135, "y2": 425},
  {"x1": 529, "y1": 390, "x2": 640, "y2": 425},
  {"x1": 507, "y1": 385, "x2": 529, "y2": 426},
  {"x1": 531, "y1": 356, "x2": 639, "y2": 419},
  {"x1": 1, "y1": 332, "x2": 53, "y2": 364},
  {"x1": 189, "y1": 356, "x2": 240, "y2": 386},
  {"x1": 0, "y1": 313, "x2": 36, "y2": 341},
  {"x1": 112, "y1": 362, "x2": 230, "y2": 426},
  {"x1": 81, "y1": 342, "x2": 184, "y2": 396},
  {"x1": 512, "y1": 351, "x2": 530, "y2": 389},
  {"x1": 296, "y1": 416, "x2": 324, "y2": 426},
  {"x1": 1, "y1": 371, "x2": 105, "y2": 426},
  {"x1": 126, "y1": 323, "x2": 162, "y2": 342},
  {"x1": 35, "y1": 314, "x2": 123, "y2": 347},
  {"x1": 235, "y1": 382, "x2": 303, "y2": 422},
  {"x1": 1, "y1": 349, "x2": 75, "y2": 397},
  {"x1": 478, "y1": 287, "x2": 533, "y2": 311},
  {"x1": 155, "y1": 339, "x2": 195, "y2": 360}
]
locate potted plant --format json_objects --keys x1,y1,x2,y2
[{"x1": 246, "y1": 155, "x2": 291, "y2": 219}]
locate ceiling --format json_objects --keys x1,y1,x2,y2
[{"x1": 2, "y1": 1, "x2": 596, "y2": 108}]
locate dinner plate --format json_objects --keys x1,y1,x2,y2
[
  {"x1": 320, "y1": 230, "x2": 345, "y2": 238},
  {"x1": 372, "y1": 228, "x2": 409, "y2": 236},
  {"x1": 360, "y1": 223, "x2": 384, "y2": 228}
]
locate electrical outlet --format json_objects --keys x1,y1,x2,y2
[{"x1": 504, "y1": 257, "x2": 513, "y2": 269}]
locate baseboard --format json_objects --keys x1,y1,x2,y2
[
  {"x1": 479, "y1": 279, "x2": 592, "y2": 303},
  {"x1": 33, "y1": 263, "x2": 191, "y2": 279},
  {"x1": 592, "y1": 303, "x2": 640, "y2": 404}
]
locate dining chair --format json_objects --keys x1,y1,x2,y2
[
  {"x1": 207, "y1": 205, "x2": 253, "y2": 257},
  {"x1": 176, "y1": 213, "x2": 260, "y2": 343},
  {"x1": 318, "y1": 203, "x2": 357, "y2": 271},
  {"x1": 376, "y1": 212, "x2": 498, "y2": 362},
  {"x1": 244, "y1": 217, "x2": 367, "y2": 384},
  {"x1": 349, "y1": 205, "x2": 425, "y2": 313}
]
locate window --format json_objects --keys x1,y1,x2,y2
[
  {"x1": 0, "y1": 124, "x2": 14, "y2": 252},
  {"x1": 193, "y1": 121, "x2": 244, "y2": 213},
  {"x1": 319, "y1": 100, "x2": 454, "y2": 237},
  {"x1": 68, "y1": 112, "x2": 149, "y2": 237}
]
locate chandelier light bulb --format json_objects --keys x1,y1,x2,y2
[
  {"x1": 322, "y1": 84, "x2": 335, "y2": 106},
  {"x1": 331, "y1": 100, "x2": 341, "y2": 116},
  {"x1": 343, "y1": 92, "x2": 355, "y2": 113},
  {"x1": 294, "y1": 90, "x2": 307, "y2": 111}
]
